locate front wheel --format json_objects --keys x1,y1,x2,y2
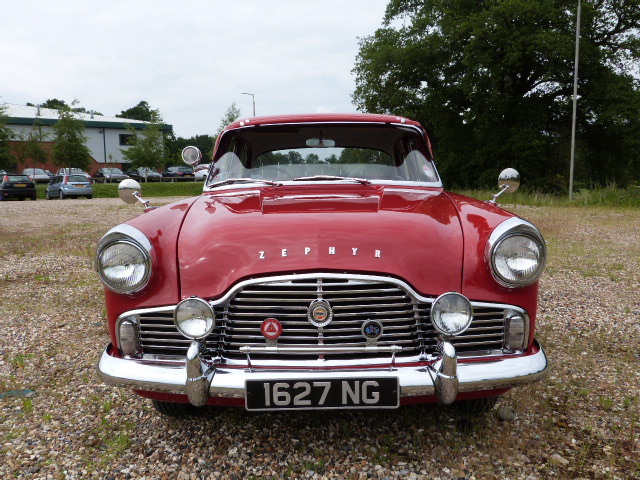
[{"x1": 151, "y1": 400, "x2": 203, "y2": 417}]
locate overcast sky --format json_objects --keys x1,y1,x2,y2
[{"x1": 1, "y1": 1, "x2": 389, "y2": 138}]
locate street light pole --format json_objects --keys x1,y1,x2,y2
[
  {"x1": 241, "y1": 92, "x2": 256, "y2": 117},
  {"x1": 569, "y1": 0, "x2": 581, "y2": 200}
]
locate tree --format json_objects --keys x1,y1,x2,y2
[
  {"x1": 353, "y1": 0, "x2": 640, "y2": 190},
  {"x1": 216, "y1": 102, "x2": 241, "y2": 137},
  {"x1": 0, "y1": 104, "x2": 14, "y2": 171},
  {"x1": 52, "y1": 104, "x2": 92, "y2": 171},
  {"x1": 13, "y1": 126, "x2": 50, "y2": 169},
  {"x1": 117, "y1": 101, "x2": 155, "y2": 121},
  {"x1": 121, "y1": 109, "x2": 166, "y2": 173}
]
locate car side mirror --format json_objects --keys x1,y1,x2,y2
[
  {"x1": 118, "y1": 179, "x2": 154, "y2": 210},
  {"x1": 488, "y1": 168, "x2": 520, "y2": 205},
  {"x1": 182, "y1": 146, "x2": 202, "y2": 166}
]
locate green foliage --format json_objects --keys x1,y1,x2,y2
[
  {"x1": 116, "y1": 100, "x2": 154, "y2": 121},
  {"x1": 167, "y1": 133, "x2": 215, "y2": 164},
  {"x1": 121, "y1": 109, "x2": 166, "y2": 171},
  {"x1": 353, "y1": 0, "x2": 640, "y2": 190},
  {"x1": 13, "y1": 125, "x2": 50, "y2": 168},
  {"x1": 0, "y1": 104, "x2": 14, "y2": 171},
  {"x1": 52, "y1": 103, "x2": 91, "y2": 170},
  {"x1": 216, "y1": 102, "x2": 241, "y2": 136}
]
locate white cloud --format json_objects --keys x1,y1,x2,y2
[{"x1": 1, "y1": 0, "x2": 388, "y2": 138}]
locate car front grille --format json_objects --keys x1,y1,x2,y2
[{"x1": 135, "y1": 276, "x2": 509, "y2": 362}]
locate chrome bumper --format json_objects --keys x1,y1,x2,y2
[{"x1": 97, "y1": 341, "x2": 548, "y2": 406}]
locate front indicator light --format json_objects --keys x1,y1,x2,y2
[
  {"x1": 505, "y1": 313, "x2": 526, "y2": 351},
  {"x1": 174, "y1": 297, "x2": 215, "y2": 340},
  {"x1": 431, "y1": 292, "x2": 473, "y2": 337},
  {"x1": 119, "y1": 317, "x2": 140, "y2": 356}
]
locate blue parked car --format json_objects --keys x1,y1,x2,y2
[{"x1": 46, "y1": 174, "x2": 93, "y2": 200}]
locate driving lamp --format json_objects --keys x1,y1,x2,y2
[
  {"x1": 174, "y1": 297, "x2": 215, "y2": 340},
  {"x1": 430, "y1": 292, "x2": 473, "y2": 337}
]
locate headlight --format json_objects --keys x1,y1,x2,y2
[
  {"x1": 174, "y1": 297, "x2": 215, "y2": 339},
  {"x1": 487, "y1": 218, "x2": 546, "y2": 288},
  {"x1": 430, "y1": 292, "x2": 473, "y2": 337},
  {"x1": 96, "y1": 225, "x2": 153, "y2": 294}
]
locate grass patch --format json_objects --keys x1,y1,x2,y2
[
  {"x1": 35, "y1": 180, "x2": 204, "y2": 199},
  {"x1": 454, "y1": 184, "x2": 640, "y2": 208}
]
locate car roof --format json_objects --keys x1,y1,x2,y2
[{"x1": 223, "y1": 113, "x2": 423, "y2": 131}]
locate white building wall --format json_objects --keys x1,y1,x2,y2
[{"x1": 9, "y1": 123, "x2": 132, "y2": 165}]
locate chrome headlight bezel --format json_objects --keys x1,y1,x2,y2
[
  {"x1": 486, "y1": 218, "x2": 546, "y2": 288},
  {"x1": 96, "y1": 225, "x2": 153, "y2": 294}
]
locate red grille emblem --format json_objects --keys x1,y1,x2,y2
[{"x1": 260, "y1": 318, "x2": 282, "y2": 340}]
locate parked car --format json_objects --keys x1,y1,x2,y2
[
  {"x1": 46, "y1": 174, "x2": 93, "y2": 199},
  {"x1": 126, "y1": 167, "x2": 163, "y2": 182},
  {"x1": 93, "y1": 168, "x2": 129, "y2": 183},
  {"x1": 44, "y1": 170, "x2": 54, "y2": 179},
  {"x1": 194, "y1": 163, "x2": 211, "y2": 180},
  {"x1": 21, "y1": 168, "x2": 51, "y2": 183},
  {"x1": 56, "y1": 168, "x2": 92, "y2": 183},
  {"x1": 96, "y1": 113, "x2": 548, "y2": 417},
  {"x1": 0, "y1": 174, "x2": 36, "y2": 201},
  {"x1": 162, "y1": 166, "x2": 195, "y2": 181}
]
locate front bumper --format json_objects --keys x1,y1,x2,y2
[{"x1": 97, "y1": 341, "x2": 548, "y2": 407}]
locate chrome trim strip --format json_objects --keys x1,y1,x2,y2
[{"x1": 97, "y1": 342, "x2": 548, "y2": 399}]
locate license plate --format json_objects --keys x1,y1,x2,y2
[
  {"x1": 245, "y1": 377, "x2": 399, "y2": 411},
  {"x1": 15, "y1": 184, "x2": 26, "y2": 187},
  {"x1": 73, "y1": 184, "x2": 85, "y2": 187}
]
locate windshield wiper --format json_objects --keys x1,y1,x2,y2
[
  {"x1": 292, "y1": 175, "x2": 371, "y2": 185},
  {"x1": 208, "y1": 178, "x2": 282, "y2": 188}
]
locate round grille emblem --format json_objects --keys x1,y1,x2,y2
[
  {"x1": 361, "y1": 320, "x2": 383, "y2": 340},
  {"x1": 308, "y1": 300, "x2": 333, "y2": 327}
]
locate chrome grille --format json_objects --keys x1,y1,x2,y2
[
  {"x1": 134, "y1": 276, "x2": 508, "y2": 361},
  {"x1": 222, "y1": 278, "x2": 421, "y2": 359}
]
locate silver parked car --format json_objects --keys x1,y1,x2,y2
[
  {"x1": 21, "y1": 168, "x2": 51, "y2": 183},
  {"x1": 46, "y1": 174, "x2": 93, "y2": 199}
]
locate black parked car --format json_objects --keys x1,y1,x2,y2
[
  {"x1": 0, "y1": 174, "x2": 37, "y2": 201},
  {"x1": 162, "y1": 166, "x2": 195, "y2": 181},
  {"x1": 126, "y1": 167, "x2": 163, "y2": 182},
  {"x1": 94, "y1": 168, "x2": 130, "y2": 183}
]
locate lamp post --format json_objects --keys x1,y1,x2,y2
[
  {"x1": 569, "y1": 0, "x2": 581, "y2": 200},
  {"x1": 241, "y1": 92, "x2": 256, "y2": 117}
]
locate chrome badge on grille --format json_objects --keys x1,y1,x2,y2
[{"x1": 308, "y1": 300, "x2": 333, "y2": 327}]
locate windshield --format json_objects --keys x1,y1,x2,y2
[
  {"x1": 68, "y1": 175, "x2": 89, "y2": 182},
  {"x1": 208, "y1": 124, "x2": 439, "y2": 185},
  {"x1": 103, "y1": 168, "x2": 123, "y2": 174}
]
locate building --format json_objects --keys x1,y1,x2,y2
[{"x1": 3, "y1": 104, "x2": 173, "y2": 175}]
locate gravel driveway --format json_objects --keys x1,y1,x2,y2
[{"x1": 1, "y1": 198, "x2": 638, "y2": 479}]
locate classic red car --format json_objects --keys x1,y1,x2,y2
[{"x1": 96, "y1": 113, "x2": 548, "y2": 416}]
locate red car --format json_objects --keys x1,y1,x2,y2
[{"x1": 96, "y1": 114, "x2": 548, "y2": 416}]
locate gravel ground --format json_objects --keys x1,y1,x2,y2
[{"x1": 1, "y1": 198, "x2": 639, "y2": 479}]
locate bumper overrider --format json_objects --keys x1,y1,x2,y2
[{"x1": 97, "y1": 340, "x2": 548, "y2": 408}]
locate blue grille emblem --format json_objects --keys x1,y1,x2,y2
[{"x1": 361, "y1": 320, "x2": 383, "y2": 340}]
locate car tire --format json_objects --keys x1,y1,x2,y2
[
  {"x1": 59, "y1": 190, "x2": 66, "y2": 200},
  {"x1": 45, "y1": 191, "x2": 51, "y2": 200},
  {"x1": 87, "y1": 195, "x2": 93, "y2": 199},
  {"x1": 151, "y1": 400, "x2": 203, "y2": 417}
]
